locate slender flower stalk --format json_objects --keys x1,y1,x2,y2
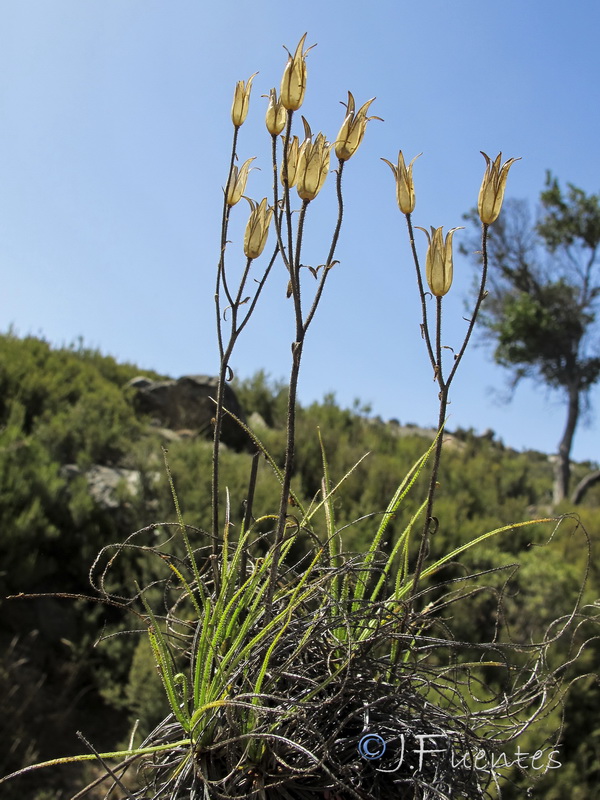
[
  {"x1": 278, "y1": 112, "x2": 298, "y2": 302},
  {"x1": 266, "y1": 140, "x2": 348, "y2": 621},
  {"x1": 406, "y1": 219, "x2": 495, "y2": 604},
  {"x1": 213, "y1": 147, "x2": 262, "y2": 561},
  {"x1": 268, "y1": 118, "x2": 291, "y2": 281},
  {"x1": 215, "y1": 32, "x2": 374, "y2": 623},
  {"x1": 212, "y1": 127, "x2": 241, "y2": 561},
  {"x1": 302, "y1": 158, "x2": 345, "y2": 335},
  {"x1": 212, "y1": 144, "x2": 275, "y2": 563},
  {"x1": 383, "y1": 143, "x2": 518, "y2": 607}
]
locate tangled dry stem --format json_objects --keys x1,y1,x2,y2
[{"x1": 77, "y1": 524, "x2": 584, "y2": 800}]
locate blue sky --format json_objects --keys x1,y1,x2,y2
[{"x1": 1, "y1": 0, "x2": 599, "y2": 464}]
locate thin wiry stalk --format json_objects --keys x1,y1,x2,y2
[
  {"x1": 267, "y1": 157, "x2": 346, "y2": 619},
  {"x1": 292, "y1": 199, "x2": 310, "y2": 337},
  {"x1": 265, "y1": 180, "x2": 309, "y2": 618},
  {"x1": 408, "y1": 385, "x2": 448, "y2": 606},
  {"x1": 211, "y1": 146, "x2": 281, "y2": 555},
  {"x1": 405, "y1": 212, "x2": 436, "y2": 373},
  {"x1": 303, "y1": 159, "x2": 345, "y2": 335},
  {"x1": 271, "y1": 131, "x2": 291, "y2": 272},
  {"x1": 446, "y1": 222, "x2": 490, "y2": 386},
  {"x1": 75, "y1": 731, "x2": 136, "y2": 800},
  {"x1": 407, "y1": 224, "x2": 492, "y2": 605},
  {"x1": 216, "y1": 128, "x2": 240, "y2": 343},
  {"x1": 212, "y1": 128, "x2": 240, "y2": 552},
  {"x1": 3, "y1": 509, "x2": 589, "y2": 798},
  {"x1": 240, "y1": 451, "x2": 260, "y2": 584},
  {"x1": 53, "y1": 517, "x2": 586, "y2": 800},
  {"x1": 282, "y1": 113, "x2": 299, "y2": 314}
]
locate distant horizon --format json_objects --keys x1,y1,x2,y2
[{"x1": 4, "y1": 325, "x2": 597, "y2": 468}]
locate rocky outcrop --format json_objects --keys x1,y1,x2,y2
[
  {"x1": 84, "y1": 464, "x2": 143, "y2": 509},
  {"x1": 61, "y1": 463, "x2": 150, "y2": 510},
  {"x1": 58, "y1": 375, "x2": 249, "y2": 515},
  {"x1": 127, "y1": 375, "x2": 248, "y2": 449}
]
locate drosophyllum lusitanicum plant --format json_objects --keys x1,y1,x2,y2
[{"x1": 2, "y1": 33, "x2": 588, "y2": 800}]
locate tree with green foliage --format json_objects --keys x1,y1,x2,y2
[{"x1": 462, "y1": 174, "x2": 600, "y2": 504}]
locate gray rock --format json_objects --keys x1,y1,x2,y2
[
  {"x1": 248, "y1": 411, "x2": 268, "y2": 430},
  {"x1": 152, "y1": 427, "x2": 197, "y2": 443},
  {"x1": 127, "y1": 376, "x2": 154, "y2": 390},
  {"x1": 86, "y1": 464, "x2": 142, "y2": 508},
  {"x1": 127, "y1": 374, "x2": 248, "y2": 449},
  {"x1": 62, "y1": 464, "x2": 144, "y2": 509}
]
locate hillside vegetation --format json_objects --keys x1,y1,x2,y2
[{"x1": 0, "y1": 332, "x2": 598, "y2": 798}]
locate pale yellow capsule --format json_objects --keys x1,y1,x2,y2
[
  {"x1": 296, "y1": 131, "x2": 331, "y2": 202},
  {"x1": 381, "y1": 151, "x2": 421, "y2": 214},
  {"x1": 231, "y1": 73, "x2": 257, "y2": 128},
  {"x1": 226, "y1": 157, "x2": 255, "y2": 206},
  {"x1": 243, "y1": 198, "x2": 273, "y2": 259},
  {"x1": 417, "y1": 225, "x2": 463, "y2": 297},
  {"x1": 335, "y1": 92, "x2": 381, "y2": 161},
  {"x1": 265, "y1": 88, "x2": 287, "y2": 136},
  {"x1": 280, "y1": 33, "x2": 314, "y2": 111},
  {"x1": 478, "y1": 151, "x2": 520, "y2": 224}
]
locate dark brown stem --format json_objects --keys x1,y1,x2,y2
[
  {"x1": 212, "y1": 129, "x2": 239, "y2": 556},
  {"x1": 408, "y1": 223, "x2": 491, "y2": 605},
  {"x1": 447, "y1": 222, "x2": 490, "y2": 386},
  {"x1": 265, "y1": 157, "x2": 346, "y2": 621},
  {"x1": 211, "y1": 346, "x2": 234, "y2": 564},
  {"x1": 405, "y1": 213, "x2": 436, "y2": 373},
  {"x1": 216, "y1": 129, "x2": 240, "y2": 343},
  {"x1": 266, "y1": 201, "x2": 310, "y2": 617},
  {"x1": 271, "y1": 132, "x2": 291, "y2": 272},
  {"x1": 240, "y1": 451, "x2": 261, "y2": 586},
  {"x1": 212, "y1": 131, "x2": 282, "y2": 559},
  {"x1": 408, "y1": 393, "x2": 447, "y2": 602},
  {"x1": 265, "y1": 339, "x2": 304, "y2": 612},
  {"x1": 303, "y1": 160, "x2": 345, "y2": 335},
  {"x1": 409, "y1": 297, "x2": 446, "y2": 602}
]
